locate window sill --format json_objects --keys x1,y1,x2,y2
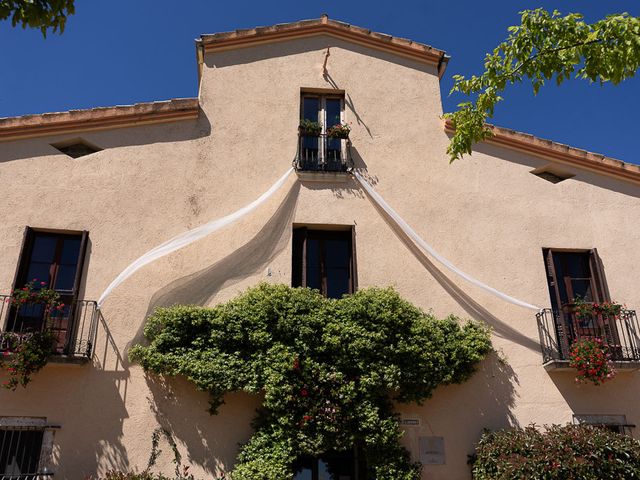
[
  {"x1": 296, "y1": 171, "x2": 351, "y2": 183},
  {"x1": 48, "y1": 354, "x2": 91, "y2": 365}
]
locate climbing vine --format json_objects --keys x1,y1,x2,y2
[{"x1": 130, "y1": 284, "x2": 492, "y2": 479}]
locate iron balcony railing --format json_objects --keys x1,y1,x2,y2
[
  {"x1": 0, "y1": 295, "x2": 98, "y2": 358},
  {"x1": 536, "y1": 307, "x2": 640, "y2": 364},
  {"x1": 0, "y1": 475, "x2": 54, "y2": 480},
  {"x1": 295, "y1": 132, "x2": 353, "y2": 172}
]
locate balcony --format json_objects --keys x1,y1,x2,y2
[
  {"x1": 0, "y1": 295, "x2": 98, "y2": 363},
  {"x1": 295, "y1": 132, "x2": 352, "y2": 174},
  {"x1": 536, "y1": 307, "x2": 640, "y2": 371}
]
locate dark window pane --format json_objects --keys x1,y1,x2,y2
[
  {"x1": 25, "y1": 263, "x2": 52, "y2": 286},
  {"x1": 0, "y1": 429, "x2": 43, "y2": 474},
  {"x1": 294, "y1": 468, "x2": 312, "y2": 480},
  {"x1": 325, "y1": 99, "x2": 341, "y2": 128},
  {"x1": 60, "y1": 238, "x2": 81, "y2": 264},
  {"x1": 293, "y1": 456, "x2": 314, "y2": 480},
  {"x1": 307, "y1": 267, "x2": 322, "y2": 291},
  {"x1": 326, "y1": 269, "x2": 349, "y2": 299},
  {"x1": 303, "y1": 97, "x2": 319, "y2": 122},
  {"x1": 325, "y1": 240, "x2": 349, "y2": 268},
  {"x1": 54, "y1": 264, "x2": 77, "y2": 291},
  {"x1": 294, "y1": 229, "x2": 354, "y2": 299},
  {"x1": 306, "y1": 239, "x2": 320, "y2": 268},
  {"x1": 570, "y1": 279, "x2": 593, "y2": 301},
  {"x1": 30, "y1": 236, "x2": 57, "y2": 263},
  {"x1": 552, "y1": 251, "x2": 595, "y2": 303}
]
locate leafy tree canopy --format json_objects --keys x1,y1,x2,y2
[
  {"x1": 445, "y1": 9, "x2": 640, "y2": 162},
  {"x1": 130, "y1": 284, "x2": 492, "y2": 480},
  {"x1": 0, "y1": 0, "x2": 74, "y2": 35}
]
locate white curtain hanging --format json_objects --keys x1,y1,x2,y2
[
  {"x1": 97, "y1": 168, "x2": 294, "y2": 308},
  {"x1": 354, "y1": 171, "x2": 542, "y2": 312}
]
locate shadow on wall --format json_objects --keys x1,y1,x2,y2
[
  {"x1": 45, "y1": 309, "x2": 132, "y2": 476},
  {"x1": 322, "y1": 71, "x2": 373, "y2": 140},
  {"x1": 548, "y1": 370, "x2": 640, "y2": 434},
  {"x1": 144, "y1": 375, "x2": 262, "y2": 477},
  {"x1": 1, "y1": 107, "x2": 212, "y2": 163},
  {"x1": 299, "y1": 175, "x2": 364, "y2": 199},
  {"x1": 123, "y1": 180, "x2": 301, "y2": 354},
  {"x1": 365, "y1": 189, "x2": 542, "y2": 353},
  {"x1": 400, "y1": 351, "x2": 518, "y2": 475}
]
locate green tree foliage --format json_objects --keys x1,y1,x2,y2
[
  {"x1": 0, "y1": 0, "x2": 74, "y2": 35},
  {"x1": 444, "y1": 9, "x2": 640, "y2": 162},
  {"x1": 471, "y1": 424, "x2": 640, "y2": 479},
  {"x1": 130, "y1": 284, "x2": 492, "y2": 480}
]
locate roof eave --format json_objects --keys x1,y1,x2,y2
[
  {"x1": 444, "y1": 120, "x2": 640, "y2": 186},
  {"x1": 0, "y1": 98, "x2": 200, "y2": 142}
]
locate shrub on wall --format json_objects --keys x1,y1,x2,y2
[
  {"x1": 471, "y1": 424, "x2": 640, "y2": 480},
  {"x1": 130, "y1": 284, "x2": 492, "y2": 480}
]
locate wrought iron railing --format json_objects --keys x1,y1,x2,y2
[
  {"x1": 0, "y1": 295, "x2": 97, "y2": 358},
  {"x1": 537, "y1": 307, "x2": 640, "y2": 363},
  {"x1": 0, "y1": 475, "x2": 54, "y2": 479},
  {"x1": 295, "y1": 132, "x2": 352, "y2": 172}
]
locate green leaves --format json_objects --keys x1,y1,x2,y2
[
  {"x1": 0, "y1": 0, "x2": 75, "y2": 35},
  {"x1": 444, "y1": 9, "x2": 640, "y2": 162},
  {"x1": 130, "y1": 284, "x2": 492, "y2": 479}
]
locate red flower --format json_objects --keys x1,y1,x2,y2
[{"x1": 300, "y1": 388, "x2": 308, "y2": 397}]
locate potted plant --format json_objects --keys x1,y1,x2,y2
[
  {"x1": 569, "y1": 297, "x2": 623, "y2": 320},
  {"x1": 569, "y1": 337, "x2": 616, "y2": 385},
  {"x1": 298, "y1": 119, "x2": 322, "y2": 137},
  {"x1": 327, "y1": 122, "x2": 351, "y2": 139}
]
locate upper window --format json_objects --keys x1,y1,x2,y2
[
  {"x1": 543, "y1": 248, "x2": 608, "y2": 312},
  {"x1": 5, "y1": 228, "x2": 88, "y2": 353},
  {"x1": 292, "y1": 227, "x2": 357, "y2": 299},
  {"x1": 297, "y1": 92, "x2": 350, "y2": 172}
]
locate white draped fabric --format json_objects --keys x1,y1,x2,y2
[
  {"x1": 97, "y1": 168, "x2": 294, "y2": 308},
  {"x1": 353, "y1": 171, "x2": 542, "y2": 312},
  {"x1": 97, "y1": 166, "x2": 541, "y2": 313}
]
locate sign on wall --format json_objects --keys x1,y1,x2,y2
[{"x1": 419, "y1": 436, "x2": 445, "y2": 465}]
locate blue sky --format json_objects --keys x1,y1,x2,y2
[{"x1": 1, "y1": 1, "x2": 638, "y2": 164}]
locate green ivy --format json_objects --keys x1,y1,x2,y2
[{"x1": 130, "y1": 284, "x2": 492, "y2": 479}]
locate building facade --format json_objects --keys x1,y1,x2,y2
[{"x1": 1, "y1": 16, "x2": 640, "y2": 480}]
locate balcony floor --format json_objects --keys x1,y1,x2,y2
[{"x1": 544, "y1": 359, "x2": 640, "y2": 372}]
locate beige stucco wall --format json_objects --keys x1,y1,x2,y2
[{"x1": 0, "y1": 34, "x2": 639, "y2": 479}]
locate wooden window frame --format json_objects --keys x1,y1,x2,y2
[
  {"x1": 292, "y1": 226, "x2": 357, "y2": 297},
  {"x1": 8, "y1": 227, "x2": 89, "y2": 351},
  {"x1": 300, "y1": 92, "x2": 345, "y2": 163}
]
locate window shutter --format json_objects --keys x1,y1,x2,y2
[
  {"x1": 292, "y1": 228, "x2": 307, "y2": 288},
  {"x1": 544, "y1": 248, "x2": 563, "y2": 312},
  {"x1": 72, "y1": 231, "x2": 89, "y2": 299},
  {"x1": 350, "y1": 226, "x2": 358, "y2": 293},
  {"x1": 589, "y1": 248, "x2": 610, "y2": 302}
]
